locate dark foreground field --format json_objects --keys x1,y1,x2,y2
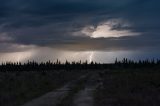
[
  {"x1": 1, "y1": 67, "x2": 160, "y2": 106},
  {"x1": 94, "y1": 68, "x2": 160, "y2": 106},
  {"x1": 0, "y1": 70, "x2": 86, "y2": 106}
]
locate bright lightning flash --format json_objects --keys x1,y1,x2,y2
[{"x1": 89, "y1": 52, "x2": 94, "y2": 63}]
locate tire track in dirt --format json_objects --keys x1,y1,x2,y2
[
  {"x1": 72, "y1": 72, "x2": 99, "y2": 106},
  {"x1": 21, "y1": 74, "x2": 89, "y2": 106}
]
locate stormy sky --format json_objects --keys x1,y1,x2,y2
[{"x1": 0, "y1": 0, "x2": 160, "y2": 63}]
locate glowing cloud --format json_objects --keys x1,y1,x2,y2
[{"x1": 81, "y1": 19, "x2": 140, "y2": 38}]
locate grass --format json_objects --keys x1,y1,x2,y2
[
  {"x1": 0, "y1": 70, "x2": 85, "y2": 106},
  {"x1": 94, "y1": 68, "x2": 160, "y2": 106},
  {"x1": 1, "y1": 68, "x2": 160, "y2": 106}
]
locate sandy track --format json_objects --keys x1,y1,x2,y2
[
  {"x1": 21, "y1": 83, "x2": 71, "y2": 106},
  {"x1": 72, "y1": 73, "x2": 99, "y2": 106},
  {"x1": 21, "y1": 74, "x2": 90, "y2": 106},
  {"x1": 73, "y1": 87, "x2": 95, "y2": 106},
  {"x1": 21, "y1": 73, "x2": 98, "y2": 106}
]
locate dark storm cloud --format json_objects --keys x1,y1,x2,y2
[
  {"x1": 0, "y1": 0, "x2": 134, "y2": 28},
  {"x1": 0, "y1": 0, "x2": 160, "y2": 52}
]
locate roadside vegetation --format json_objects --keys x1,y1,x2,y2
[
  {"x1": 0, "y1": 58, "x2": 160, "y2": 106},
  {"x1": 94, "y1": 68, "x2": 160, "y2": 106},
  {"x1": 0, "y1": 70, "x2": 85, "y2": 106}
]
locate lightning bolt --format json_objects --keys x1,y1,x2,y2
[{"x1": 89, "y1": 52, "x2": 94, "y2": 63}]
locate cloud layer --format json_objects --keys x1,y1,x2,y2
[{"x1": 0, "y1": 0, "x2": 160, "y2": 53}]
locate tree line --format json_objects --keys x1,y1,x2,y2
[{"x1": 0, "y1": 58, "x2": 160, "y2": 71}]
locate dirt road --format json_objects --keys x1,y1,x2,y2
[{"x1": 21, "y1": 72, "x2": 99, "y2": 106}]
